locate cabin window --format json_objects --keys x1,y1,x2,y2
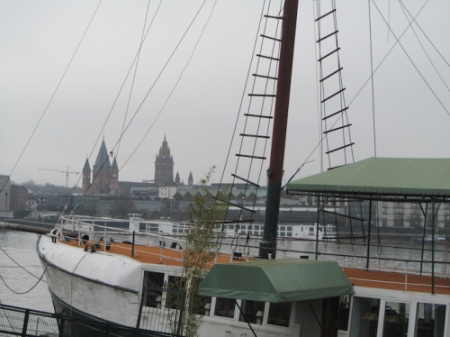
[
  {"x1": 214, "y1": 298, "x2": 236, "y2": 319},
  {"x1": 147, "y1": 224, "x2": 158, "y2": 232},
  {"x1": 338, "y1": 295, "x2": 350, "y2": 331},
  {"x1": 143, "y1": 271, "x2": 165, "y2": 308},
  {"x1": 238, "y1": 300, "x2": 265, "y2": 324},
  {"x1": 382, "y1": 301, "x2": 410, "y2": 337},
  {"x1": 166, "y1": 276, "x2": 186, "y2": 310},
  {"x1": 349, "y1": 297, "x2": 380, "y2": 337},
  {"x1": 415, "y1": 303, "x2": 446, "y2": 337},
  {"x1": 268, "y1": 302, "x2": 291, "y2": 327}
]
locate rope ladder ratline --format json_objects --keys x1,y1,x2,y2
[
  {"x1": 314, "y1": 0, "x2": 355, "y2": 171},
  {"x1": 220, "y1": 0, "x2": 285, "y2": 231}
]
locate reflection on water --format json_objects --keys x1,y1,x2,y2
[{"x1": 1, "y1": 229, "x2": 448, "y2": 313}]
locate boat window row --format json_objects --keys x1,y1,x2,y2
[
  {"x1": 142, "y1": 271, "x2": 448, "y2": 336},
  {"x1": 142, "y1": 271, "x2": 291, "y2": 328},
  {"x1": 348, "y1": 296, "x2": 447, "y2": 337},
  {"x1": 172, "y1": 228, "x2": 190, "y2": 234},
  {"x1": 224, "y1": 224, "x2": 294, "y2": 237},
  {"x1": 213, "y1": 297, "x2": 291, "y2": 327}
]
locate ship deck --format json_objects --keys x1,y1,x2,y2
[
  {"x1": 62, "y1": 237, "x2": 450, "y2": 296},
  {"x1": 63, "y1": 237, "x2": 243, "y2": 267},
  {"x1": 344, "y1": 267, "x2": 450, "y2": 295}
]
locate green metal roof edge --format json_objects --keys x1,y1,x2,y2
[
  {"x1": 287, "y1": 157, "x2": 450, "y2": 197},
  {"x1": 199, "y1": 259, "x2": 353, "y2": 303}
]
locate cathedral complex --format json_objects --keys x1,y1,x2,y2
[{"x1": 82, "y1": 136, "x2": 192, "y2": 196}]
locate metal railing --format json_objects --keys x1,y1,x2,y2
[{"x1": 0, "y1": 304, "x2": 183, "y2": 337}]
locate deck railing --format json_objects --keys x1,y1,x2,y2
[{"x1": 55, "y1": 215, "x2": 450, "y2": 280}]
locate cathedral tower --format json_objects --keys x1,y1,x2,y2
[{"x1": 154, "y1": 135, "x2": 174, "y2": 186}]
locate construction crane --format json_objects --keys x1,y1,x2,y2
[{"x1": 38, "y1": 166, "x2": 80, "y2": 188}]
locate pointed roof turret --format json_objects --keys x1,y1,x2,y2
[
  {"x1": 93, "y1": 139, "x2": 112, "y2": 171},
  {"x1": 158, "y1": 135, "x2": 171, "y2": 159},
  {"x1": 111, "y1": 157, "x2": 119, "y2": 171},
  {"x1": 83, "y1": 158, "x2": 91, "y2": 172}
]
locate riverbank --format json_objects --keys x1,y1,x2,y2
[{"x1": 0, "y1": 219, "x2": 77, "y2": 237}]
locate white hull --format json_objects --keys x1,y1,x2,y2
[
  {"x1": 37, "y1": 235, "x2": 308, "y2": 336},
  {"x1": 37, "y1": 233, "x2": 450, "y2": 337},
  {"x1": 38, "y1": 236, "x2": 143, "y2": 327}
]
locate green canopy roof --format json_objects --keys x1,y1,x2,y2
[
  {"x1": 198, "y1": 259, "x2": 353, "y2": 303},
  {"x1": 287, "y1": 157, "x2": 450, "y2": 197}
]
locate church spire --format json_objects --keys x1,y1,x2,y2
[
  {"x1": 154, "y1": 135, "x2": 174, "y2": 186},
  {"x1": 82, "y1": 158, "x2": 91, "y2": 195},
  {"x1": 93, "y1": 139, "x2": 112, "y2": 171}
]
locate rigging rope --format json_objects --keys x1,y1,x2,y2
[
  {"x1": 58, "y1": 0, "x2": 215, "y2": 216},
  {"x1": 398, "y1": 1, "x2": 450, "y2": 92},
  {"x1": 348, "y1": 0, "x2": 450, "y2": 117},
  {"x1": 116, "y1": 0, "x2": 154, "y2": 159},
  {"x1": 0, "y1": 246, "x2": 47, "y2": 283},
  {"x1": 367, "y1": 0, "x2": 377, "y2": 157},
  {"x1": 84, "y1": 0, "x2": 164, "y2": 171},
  {"x1": 215, "y1": 0, "x2": 280, "y2": 240},
  {"x1": 2, "y1": 0, "x2": 104, "y2": 193},
  {"x1": 121, "y1": 0, "x2": 219, "y2": 170},
  {"x1": 370, "y1": 0, "x2": 450, "y2": 116},
  {"x1": 0, "y1": 264, "x2": 49, "y2": 295},
  {"x1": 398, "y1": 0, "x2": 450, "y2": 68}
]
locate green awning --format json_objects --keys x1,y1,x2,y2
[
  {"x1": 198, "y1": 259, "x2": 354, "y2": 303},
  {"x1": 287, "y1": 157, "x2": 450, "y2": 197}
]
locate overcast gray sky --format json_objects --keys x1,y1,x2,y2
[{"x1": 1, "y1": 0, "x2": 449, "y2": 188}]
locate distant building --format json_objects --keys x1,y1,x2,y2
[
  {"x1": 81, "y1": 136, "x2": 192, "y2": 197},
  {"x1": 0, "y1": 175, "x2": 11, "y2": 212},
  {"x1": 159, "y1": 178, "x2": 177, "y2": 199},
  {"x1": 154, "y1": 135, "x2": 174, "y2": 186},
  {"x1": 10, "y1": 185, "x2": 28, "y2": 210},
  {"x1": 122, "y1": 181, "x2": 159, "y2": 199},
  {"x1": 82, "y1": 139, "x2": 119, "y2": 196}
]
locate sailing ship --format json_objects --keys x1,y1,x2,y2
[{"x1": 35, "y1": 0, "x2": 450, "y2": 336}]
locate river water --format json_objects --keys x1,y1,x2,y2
[
  {"x1": 1, "y1": 228, "x2": 448, "y2": 314},
  {"x1": 0, "y1": 229, "x2": 53, "y2": 312}
]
